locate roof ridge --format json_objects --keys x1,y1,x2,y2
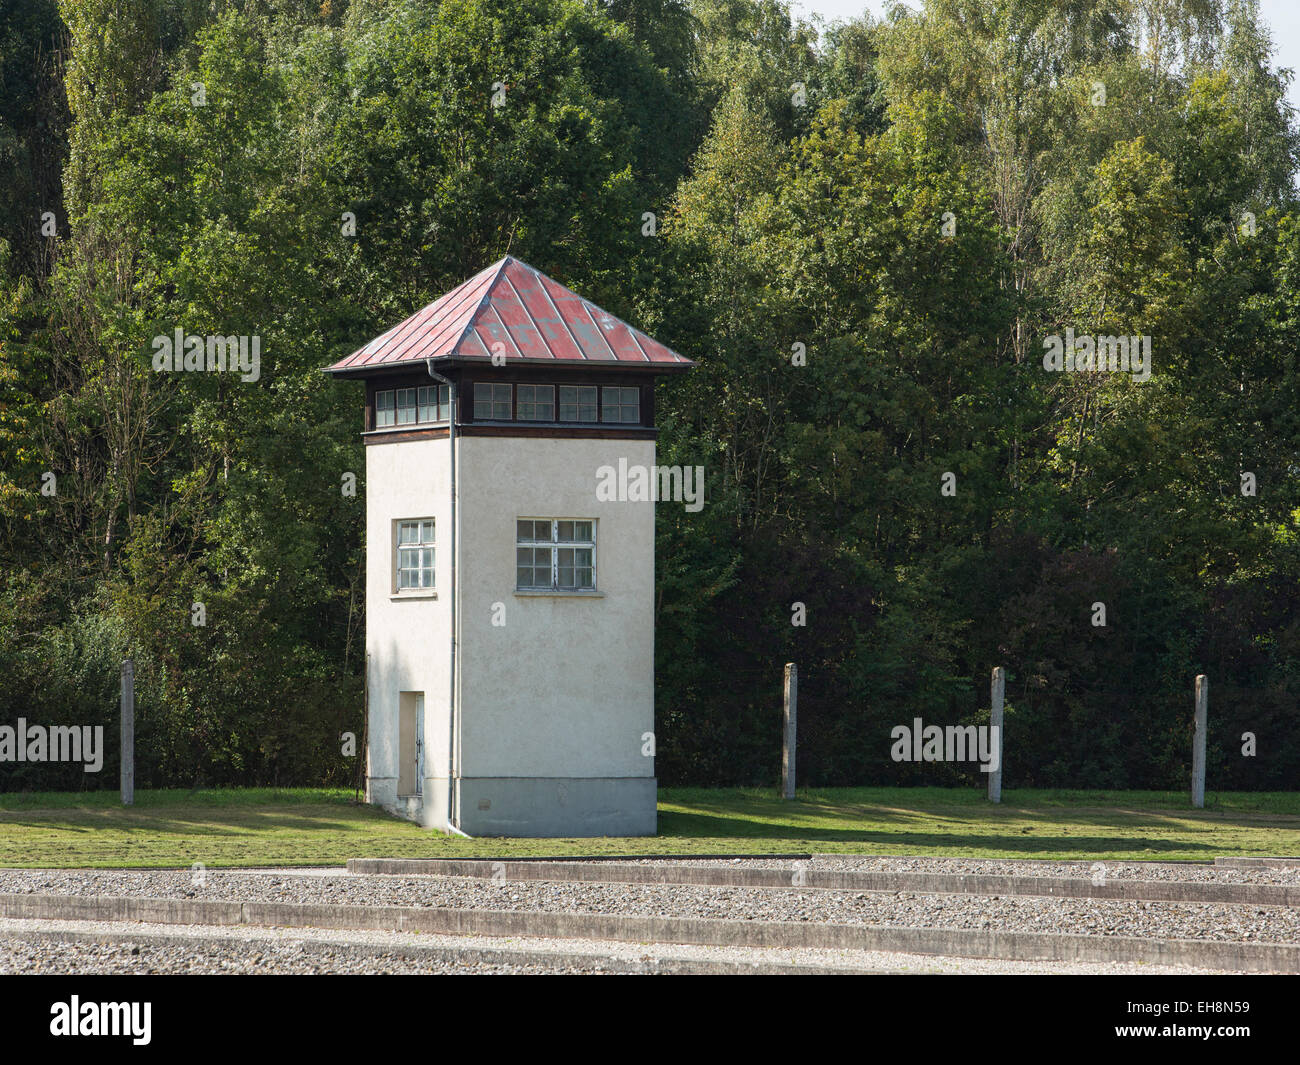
[
  {"x1": 447, "y1": 256, "x2": 512, "y2": 359},
  {"x1": 326, "y1": 255, "x2": 693, "y2": 372}
]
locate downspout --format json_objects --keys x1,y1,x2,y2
[{"x1": 426, "y1": 360, "x2": 469, "y2": 838}]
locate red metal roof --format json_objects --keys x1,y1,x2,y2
[{"x1": 328, "y1": 257, "x2": 693, "y2": 373}]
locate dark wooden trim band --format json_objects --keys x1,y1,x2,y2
[
  {"x1": 459, "y1": 425, "x2": 659, "y2": 440},
  {"x1": 363, "y1": 425, "x2": 658, "y2": 444},
  {"x1": 363, "y1": 427, "x2": 449, "y2": 444}
]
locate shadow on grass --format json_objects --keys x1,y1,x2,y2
[
  {"x1": 0, "y1": 805, "x2": 391, "y2": 837},
  {"x1": 655, "y1": 810, "x2": 1221, "y2": 856}
]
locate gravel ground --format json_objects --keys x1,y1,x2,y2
[
  {"x1": 1, "y1": 868, "x2": 1298, "y2": 944},
  {"x1": 0, "y1": 930, "x2": 588, "y2": 974},
  {"x1": 623, "y1": 856, "x2": 1300, "y2": 885},
  {"x1": 810, "y1": 856, "x2": 1300, "y2": 884},
  {"x1": 0, "y1": 918, "x2": 1231, "y2": 975}
]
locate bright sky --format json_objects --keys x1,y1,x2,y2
[{"x1": 789, "y1": 0, "x2": 1300, "y2": 122}]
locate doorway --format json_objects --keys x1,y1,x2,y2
[{"x1": 398, "y1": 691, "x2": 424, "y2": 797}]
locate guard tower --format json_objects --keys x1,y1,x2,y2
[{"x1": 327, "y1": 256, "x2": 693, "y2": 836}]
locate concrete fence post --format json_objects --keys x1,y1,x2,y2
[
  {"x1": 782, "y1": 663, "x2": 797, "y2": 800},
  {"x1": 989, "y1": 666, "x2": 1005, "y2": 804},
  {"x1": 1192, "y1": 675, "x2": 1208, "y2": 809},
  {"x1": 120, "y1": 659, "x2": 134, "y2": 806}
]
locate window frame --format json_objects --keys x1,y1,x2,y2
[
  {"x1": 515, "y1": 518, "x2": 596, "y2": 593},
  {"x1": 374, "y1": 385, "x2": 449, "y2": 429},
  {"x1": 474, "y1": 382, "x2": 514, "y2": 421},
  {"x1": 417, "y1": 384, "x2": 450, "y2": 423},
  {"x1": 558, "y1": 384, "x2": 599, "y2": 423},
  {"x1": 600, "y1": 385, "x2": 641, "y2": 424},
  {"x1": 516, "y1": 383, "x2": 556, "y2": 422},
  {"x1": 373, "y1": 376, "x2": 652, "y2": 430},
  {"x1": 393, "y1": 518, "x2": 436, "y2": 595}
]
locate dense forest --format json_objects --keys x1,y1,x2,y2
[{"x1": 1, "y1": 0, "x2": 1297, "y2": 792}]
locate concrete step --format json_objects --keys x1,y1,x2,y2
[
  {"x1": 0, "y1": 923, "x2": 875, "y2": 975},
  {"x1": 1, "y1": 891, "x2": 1294, "y2": 973},
  {"x1": 345, "y1": 857, "x2": 1300, "y2": 907},
  {"x1": 1215, "y1": 857, "x2": 1300, "y2": 870}
]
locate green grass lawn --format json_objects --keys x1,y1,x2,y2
[{"x1": 0, "y1": 787, "x2": 1296, "y2": 869}]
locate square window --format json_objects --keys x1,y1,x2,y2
[
  {"x1": 474, "y1": 382, "x2": 512, "y2": 420},
  {"x1": 559, "y1": 385, "x2": 598, "y2": 422},
  {"x1": 517, "y1": 384, "x2": 555, "y2": 421},
  {"x1": 601, "y1": 386, "x2": 640, "y2": 424}
]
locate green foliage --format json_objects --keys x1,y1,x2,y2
[{"x1": 1, "y1": 0, "x2": 1297, "y2": 793}]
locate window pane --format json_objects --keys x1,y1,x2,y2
[
  {"x1": 395, "y1": 388, "x2": 416, "y2": 425},
  {"x1": 417, "y1": 385, "x2": 448, "y2": 423},
  {"x1": 474, "y1": 382, "x2": 512, "y2": 420},
  {"x1": 557, "y1": 520, "x2": 574, "y2": 542},
  {"x1": 517, "y1": 545, "x2": 551, "y2": 588},
  {"x1": 601, "y1": 386, "x2": 621, "y2": 422},
  {"x1": 517, "y1": 520, "x2": 549, "y2": 542},
  {"x1": 621, "y1": 388, "x2": 639, "y2": 423},
  {"x1": 599, "y1": 386, "x2": 640, "y2": 424},
  {"x1": 376, "y1": 390, "x2": 395, "y2": 428},
  {"x1": 397, "y1": 520, "x2": 435, "y2": 590},
  {"x1": 572, "y1": 521, "x2": 592, "y2": 543},
  {"x1": 518, "y1": 384, "x2": 555, "y2": 421},
  {"x1": 559, "y1": 384, "x2": 596, "y2": 422}
]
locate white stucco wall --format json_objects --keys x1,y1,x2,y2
[
  {"x1": 457, "y1": 436, "x2": 656, "y2": 782},
  {"x1": 365, "y1": 429, "x2": 657, "y2": 832},
  {"x1": 365, "y1": 435, "x2": 452, "y2": 818}
]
